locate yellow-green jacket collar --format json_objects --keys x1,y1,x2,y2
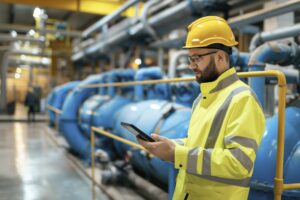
[{"x1": 200, "y1": 67, "x2": 239, "y2": 94}]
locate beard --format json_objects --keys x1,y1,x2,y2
[{"x1": 195, "y1": 56, "x2": 220, "y2": 84}]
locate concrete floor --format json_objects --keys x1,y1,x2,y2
[
  {"x1": 0, "y1": 122, "x2": 109, "y2": 200},
  {"x1": 0, "y1": 103, "x2": 47, "y2": 122}
]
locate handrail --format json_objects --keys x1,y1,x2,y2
[
  {"x1": 78, "y1": 76, "x2": 195, "y2": 88},
  {"x1": 91, "y1": 126, "x2": 145, "y2": 150},
  {"x1": 46, "y1": 105, "x2": 62, "y2": 131},
  {"x1": 47, "y1": 105, "x2": 62, "y2": 114},
  {"x1": 239, "y1": 71, "x2": 286, "y2": 200},
  {"x1": 90, "y1": 126, "x2": 149, "y2": 200},
  {"x1": 86, "y1": 70, "x2": 294, "y2": 200}
]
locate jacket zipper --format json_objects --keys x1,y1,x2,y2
[{"x1": 184, "y1": 193, "x2": 189, "y2": 200}]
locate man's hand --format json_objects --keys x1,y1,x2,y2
[{"x1": 137, "y1": 134, "x2": 175, "y2": 162}]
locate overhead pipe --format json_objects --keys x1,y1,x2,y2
[
  {"x1": 249, "y1": 24, "x2": 300, "y2": 52},
  {"x1": 228, "y1": 0, "x2": 300, "y2": 29},
  {"x1": 82, "y1": 0, "x2": 141, "y2": 38},
  {"x1": 73, "y1": 0, "x2": 227, "y2": 61},
  {"x1": 153, "y1": 0, "x2": 300, "y2": 51},
  {"x1": 74, "y1": 0, "x2": 300, "y2": 61},
  {"x1": 248, "y1": 41, "x2": 300, "y2": 108},
  {"x1": 140, "y1": 0, "x2": 161, "y2": 40}
]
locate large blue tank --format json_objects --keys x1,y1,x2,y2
[
  {"x1": 283, "y1": 141, "x2": 300, "y2": 199},
  {"x1": 78, "y1": 69, "x2": 136, "y2": 158},
  {"x1": 249, "y1": 107, "x2": 300, "y2": 200},
  {"x1": 79, "y1": 94, "x2": 110, "y2": 135},
  {"x1": 112, "y1": 100, "x2": 190, "y2": 187}
]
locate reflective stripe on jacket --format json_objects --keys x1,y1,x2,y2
[{"x1": 172, "y1": 68, "x2": 265, "y2": 200}]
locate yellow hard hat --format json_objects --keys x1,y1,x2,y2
[{"x1": 183, "y1": 16, "x2": 238, "y2": 49}]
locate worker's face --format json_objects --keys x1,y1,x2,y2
[{"x1": 188, "y1": 48, "x2": 220, "y2": 84}]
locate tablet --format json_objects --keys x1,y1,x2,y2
[{"x1": 121, "y1": 122, "x2": 155, "y2": 142}]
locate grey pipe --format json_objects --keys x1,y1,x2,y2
[
  {"x1": 141, "y1": 0, "x2": 161, "y2": 39},
  {"x1": 0, "y1": 33, "x2": 45, "y2": 43},
  {"x1": 168, "y1": 50, "x2": 188, "y2": 78},
  {"x1": 80, "y1": 0, "x2": 193, "y2": 58},
  {"x1": 82, "y1": 0, "x2": 141, "y2": 38},
  {"x1": 73, "y1": 0, "x2": 228, "y2": 61},
  {"x1": 249, "y1": 24, "x2": 300, "y2": 52},
  {"x1": 229, "y1": 0, "x2": 300, "y2": 28}
]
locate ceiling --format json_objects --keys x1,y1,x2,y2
[{"x1": 0, "y1": 2, "x2": 101, "y2": 30}]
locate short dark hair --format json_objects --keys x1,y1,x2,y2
[{"x1": 205, "y1": 43, "x2": 232, "y2": 55}]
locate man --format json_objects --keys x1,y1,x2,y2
[
  {"x1": 138, "y1": 16, "x2": 265, "y2": 200},
  {"x1": 25, "y1": 87, "x2": 37, "y2": 122}
]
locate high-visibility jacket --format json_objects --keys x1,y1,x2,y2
[{"x1": 172, "y1": 68, "x2": 265, "y2": 200}]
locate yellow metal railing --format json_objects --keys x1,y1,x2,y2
[
  {"x1": 78, "y1": 77, "x2": 195, "y2": 88},
  {"x1": 46, "y1": 105, "x2": 62, "y2": 131},
  {"x1": 238, "y1": 71, "x2": 287, "y2": 200},
  {"x1": 86, "y1": 70, "x2": 296, "y2": 200},
  {"x1": 45, "y1": 70, "x2": 295, "y2": 200},
  {"x1": 90, "y1": 126, "x2": 147, "y2": 200}
]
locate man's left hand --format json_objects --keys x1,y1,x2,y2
[{"x1": 137, "y1": 134, "x2": 175, "y2": 162}]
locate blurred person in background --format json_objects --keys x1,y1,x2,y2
[{"x1": 25, "y1": 87, "x2": 37, "y2": 122}]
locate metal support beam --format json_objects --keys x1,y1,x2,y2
[
  {"x1": 0, "y1": 33, "x2": 45, "y2": 42},
  {"x1": 0, "y1": 51, "x2": 9, "y2": 112},
  {"x1": 158, "y1": 48, "x2": 164, "y2": 70},
  {"x1": 0, "y1": 23, "x2": 82, "y2": 38},
  {"x1": 0, "y1": 0, "x2": 143, "y2": 17}
]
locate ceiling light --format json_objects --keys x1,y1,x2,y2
[
  {"x1": 20, "y1": 55, "x2": 26, "y2": 60},
  {"x1": 10, "y1": 30, "x2": 17, "y2": 37},
  {"x1": 29, "y1": 29, "x2": 35, "y2": 36},
  {"x1": 33, "y1": 7, "x2": 42, "y2": 18},
  {"x1": 15, "y1": 73, "x2": 21, "y2": 79},
  {"x1": 16, "y1": 68, "x2": 22, "y2": 73},
  {"x1": 134, "y1": 58, "x2": 142, "y2": 65}
]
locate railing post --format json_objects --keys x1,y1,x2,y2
[{"x1": 91, "y1": 128, "x2": 95, "y2": 200}]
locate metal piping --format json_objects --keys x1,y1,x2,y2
[
  {"x1": 0, "y1": 33, "x2": 45, "y2": 43},
  {"x1": 73, "y1": 0, "x2": 195, "y2": 61},
  {"x1": 0, "y1": 24, "x2": 81, "y2": 38},
  {"x1": 82, "y1": 0, "x2": 141, "y2": 38},
  {"x1": 248, "y1": 41, "x2": 300, "y2": 108},
  {"x1": 229, "y1": 0, "x2": 300, "y2": 28},
  {"x1": 141, "y1": 0, "x2": 161, "y2": 40},
  {"x1": 153, "y1": 0, "x2": 300, "y2": 50},
  {"x1": 168, "y1": 50, "x2": 188, "y2": 78},
  {"x1": 249, "y1": 24, "x2": 300, "y2": 52}
]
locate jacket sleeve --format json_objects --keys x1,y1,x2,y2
[{"x1": 173, "y1": 94, "x2": 265, "y2": 179}]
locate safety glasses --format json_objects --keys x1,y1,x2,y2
[{"x1": 188, "y1": 51, "x2": 217, "y2": 64}]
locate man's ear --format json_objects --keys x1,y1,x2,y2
[{"x1": 215, "y1": 51, "x2": 229, "y2": 66}]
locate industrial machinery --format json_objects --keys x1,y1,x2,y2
[{"x1": 46, "y1": 1, "x2": 300, "y2": 199}]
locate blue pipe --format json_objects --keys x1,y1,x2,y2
[
  {"x1": 230, "y1": 48, "x2": 250, "y2": 69},
  {"x1": 134, "y1": 67, "x2": 171, "y2": 101},
  {"x1": 47, "y1": 81, "x2": 80, "y2": 126},
  {"x1": 108, "y1": 69, "x2": 135, "y2": 97},
  {"x1": 59, "y1": 74, "x2": 105, "y2": 161},
  {"x1": 99, "y1": 73, "x2": 109, "y2": 95},
  {"x1": 248, "y1": 42, "x2": 300, "y2": 108}
]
